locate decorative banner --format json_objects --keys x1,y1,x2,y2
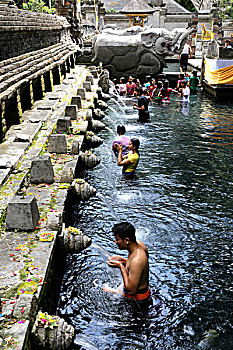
[{"x1": 205, "y1": 57, "x2": 233, "y2": 85}]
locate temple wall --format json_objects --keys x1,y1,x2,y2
[
  {"x1": 0, "y1": 3, "x2": 79, "y2": 142},
  {"x1": 0, "y1": 4, "x2": 70, "y2": 61}
]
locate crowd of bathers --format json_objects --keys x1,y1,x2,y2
[
  {"x1": 113, "y1": 71, "x2": 200, "y2": 104},
  {"x1": 111, "y1": 71, "x2": 200, "y2": 178}
]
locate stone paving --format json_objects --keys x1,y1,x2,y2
[{"x1": 0, "y1": 65, "x2": 99, "y2": 349}]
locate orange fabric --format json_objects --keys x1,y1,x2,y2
[{"x1": 123, "y1": 287, "x2": 150, "y2": 300}]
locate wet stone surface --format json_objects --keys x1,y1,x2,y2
[{"x1": 0, "y1": 64, "x2": 99, "y2": 349}]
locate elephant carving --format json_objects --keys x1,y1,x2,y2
[{"x1": 92, "y1": 26, "x2": 194, "y2": 78}]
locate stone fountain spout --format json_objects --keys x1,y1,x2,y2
[{"x1": 92, "y1": 26, "x2": 194, "y2": 78}]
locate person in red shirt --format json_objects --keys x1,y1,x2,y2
[
  {"x1": 157, "y1": 80, "x2": 180, "y2": 103},
  {"x1": 125, "y1": 76, "x2": 136, "y2": 97},
  {"x1": 148, "y1": 78, "x2": 157, "y2": 98}
]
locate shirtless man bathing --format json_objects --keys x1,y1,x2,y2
[{"x1": 106, "y1": 222, "x2": 150, "y2": 301}]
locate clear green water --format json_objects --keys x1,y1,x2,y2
[{"x1": 57, "y1": 93, "x2": 233, "y2": 350}]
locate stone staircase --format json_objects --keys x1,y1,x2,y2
[
  {"x1": 0, "y1": 4, "x2": 67, "y2": 30},
  {"x1": 0, "y1": 42, "x2": 79, "y2": 141},
  {"x1": 0, "y1": 42, "x2": 77, "y2": 98}
]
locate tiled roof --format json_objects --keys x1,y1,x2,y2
[{"x1": 120, "y1": 0, "x2": 155, "y2": 14}]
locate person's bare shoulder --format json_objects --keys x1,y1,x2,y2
[{"x1": 138, "y1": 240, "x2": 149, "y2": 258}]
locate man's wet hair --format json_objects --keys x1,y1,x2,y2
[
  {"x1": 112, "y1": 222, "x2": 136, "y2": 242},
  {"x1": 136, "y1": 87, "x2": 143, "y2": 95},
  {"x1": 117, "y1": 125, "x2": 126, "y2": 135},
  {"x1": 192, "y1": 70, "x2": 197, "y2": 77}
]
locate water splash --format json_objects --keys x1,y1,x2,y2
[
  {"x1": 105, "y1": 125, "x2": 117, "y2": 137},
  {"x1": 96, "y1": 192, "x2": 119, "y2": 220},
  {"x1": 104, "y1": 112, "x2": 118, "y2": 128},
  {"x1": 98, "y1": 163, "x2": 117, "y2": 193},
  {"x1": 112, "y1": 96, "x2": 127, "y2": 114},
  {"x1": 108, "y1": 106, "x2": 124, "y2": 124},
  {"x1": 91, "y1": 242, "x2": 111, "y2": 257}
]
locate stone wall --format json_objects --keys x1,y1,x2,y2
[{"x1": 0, "y1": 4, "x2": 71, "y2": 61}]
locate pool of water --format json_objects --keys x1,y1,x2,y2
[
  {"x1": 57, "y1": 92, "x2": 233, "y2": 350},
  {"x1": 163, "y1": 62, "x2": 193, "y2": 73}
]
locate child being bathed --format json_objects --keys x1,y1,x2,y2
[{"x1": 115, "y1": 138, "x2": 140, "y2": 178}]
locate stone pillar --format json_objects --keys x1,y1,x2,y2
[
  {"x1": 49, "y1": 134, "x2": 68, "y2": 154},
  {"x1": 56, "y1": 117, "x2": 72, "y2": 133},
  {"x1": 16, "y1": 88, "x2": 23, "y2": 123},
  {"x1": 70, "y1": 53, "x2": 75, "y2": 68},
  {"x1": 41, "y1": 74, "x2": 46, "y2": 99},
  {"x1": 20, "y1": 81, "x2": 33, "y2": 112},
  {"x1": 50, "y1": 70, "x2": 54, "y2": 90},
  {"x1": 65, "y1": 105, "x2": 78, "y2": 120},
  {"x1": 77, "y1": 88, "x2": 86, "y2": 99},
  {"x1": 83, "y1": 81, "x2": 92, "y2": 92},
  {"x1": 71, "y1": 95, "x2": 82, "y2": 109},
  {"x1": 30, "y1": 156, "x2": 54, "y2": 184},
  {"x1": 0, "y1": 102, "x2": 3, "y2": 143},
  {"x1": 6, "y1": 195, "x2": 40, "y2": 231},
  {"x1": 86, "y1": 75, "x2": 94, "y2": 84},
  {"x1": 1, "y1": 100, "x2": 6, "y2": 141},
  {"x1": 195, "y1": 10, "x2": 211, "y2": 58},
  {"x1": 29, "y1": 80, "x2": 34, "y2": 107},
  {"x1": 52, "y1": 66, "x2": 62, "y2": 85},
  {"x1": 66, "y1": 57, "x2": 71, "y2": 73}
]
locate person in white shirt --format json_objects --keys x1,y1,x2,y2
[
  {"x1": 178, "y1": 42, "x2": 191, "y2": 73},
  {"x1": 118, "y1": 77, "x2": 127, "y2": 96},
  {"x1": 224, "y1": 39, "x2": 232, "y2": 49},
  {"x1": 181, "y1": 80, "x2": 190, "y2": 102}
]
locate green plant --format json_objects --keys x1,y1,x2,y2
[
  {"x1": 218, "y1": 0, "x2": 233, "y2": 19},
  {"x1": 175, "y1": 0, "x2": 195, "y2": 12},
  {"x1": 23, "y1": 0, "x2": 56, "y2": 14}
]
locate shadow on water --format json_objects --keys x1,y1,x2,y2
[{"x1": 58, "y1": 92, "x2": 233, "y2": 349}]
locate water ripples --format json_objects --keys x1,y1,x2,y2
[{"x1": 57, "y1": 93, "x2": 233, "y2": 349}]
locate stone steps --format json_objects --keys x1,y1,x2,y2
[
  {"x1": 0, "y1": 43, "x2": 77, "y2": 101},
  {"x1": 0, "y1": 45, "x2": 70, "y2": 92},
  {"x1": 0, "y1": 6, "x2": 66, "y2": 30}
]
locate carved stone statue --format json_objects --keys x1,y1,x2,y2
[
  {"x1": 92, "y1": 26, "x2": 194, "y2": 78},
  {"x1": 98, "y1": 68, "x2": 110, "y2": 93}
]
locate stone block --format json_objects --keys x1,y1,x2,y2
[
  {"x1": 23, "y1": 110, "x2": 51, "y2": 123},
  {"x1": 86, "y1": 74, "x2": 94, "y2": 84},
  {"x1": 46, "y1": 211, "x2": 63, "y2": 231},
  {"x1": 71, "y1": 95, "x2": 82, "y2": 109},
  {"x1": 49, "y1": 134, "x2": 67, "y2": 154},
  {"x1": 30, "y1": 155, "x2": 54, "y2": 184},
  {"x1": 65, "y1": 105, "x2": 78, "y2": 120},
  {"x1": 0, "y1": 168, "x2": 11, "y2": 186},
  {"x1": 56, "y1": 117, "x2": 72, "y2": 133},
  {"x1": 77, "y1": 87, "x2": 86, "y2": 99},
  {"x1": 83, "y1": 81, "x2": 92, "y2": 92},
  {"x1": 6, "y1": 195, "x2": 40, "y2": 231},
  {"x1": 90, "y1": 68, "x2": 98, "y2": 78},
  {"x1": 71, "y1": 140, "x2": 80, "y2": 155},
  {"x1": 60, "y1": 166, "x2": 74, "y2": 183},
  {"x1": 13, "y1": 294, "x2": 38, "y2": 319}
]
